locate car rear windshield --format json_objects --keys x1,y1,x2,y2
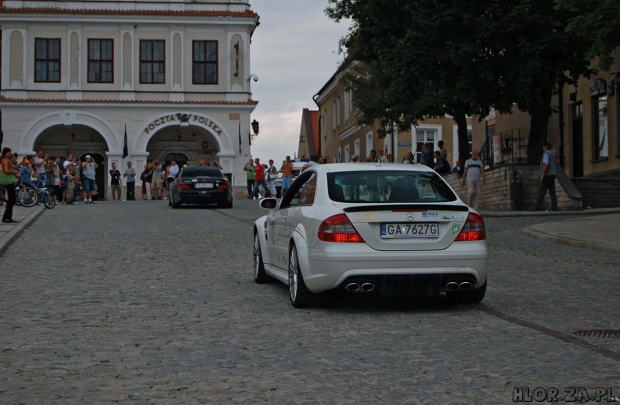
[
  {"x1": 180, "y1": 167, "x2": 222, "y2": 177},
  {"x1": 327, "y1": 170, "x2": 457, "y2": 203}
]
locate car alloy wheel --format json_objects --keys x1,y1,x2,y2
[{"x1": 288, "y1": 244, "x2": 315, "y2": 308}]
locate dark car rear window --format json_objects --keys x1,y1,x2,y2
[
  {"x1": 180, "y1": 167, "x2": 222, "y2": 177},
  {"x1": 327, "y1": 170, "x2": 457, "y2": 203}
]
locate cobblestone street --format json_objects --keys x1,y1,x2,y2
[{"x1": 1, "y1": 200, "x2": 618, "y2": 404}]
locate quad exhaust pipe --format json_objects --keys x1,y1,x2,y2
[
  {"x1": 344, "y1": 282, "x2": 376, "y2": 293},
  {"x1": 445, "y1": 281, "x2": 473, "y2": 291}
]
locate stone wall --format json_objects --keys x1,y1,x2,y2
[{"x1": 444, "y1": 164, "x2": 582, "y2": 211}]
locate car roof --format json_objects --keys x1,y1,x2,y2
[{"x1": 313, "y1": 163, "x2": 435, "y2": 174}]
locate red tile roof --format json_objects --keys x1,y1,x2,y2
[
  {"x1": 0, "y1": 8, "x2": 258, "y2": 18},
  {"x1": 0, "y1": 96, "x2": 258, "y2": 106},
  {"x1": 309, "y1": 110, "x2": 320, "y2": 155}
]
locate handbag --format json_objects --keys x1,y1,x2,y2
[{"x1": 0, "y1": 166, "x2": 16, "y2": 185}]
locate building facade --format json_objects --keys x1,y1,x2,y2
[
  {"x1": 312, "y1": 64, "x2": 471, "y2": 166},
  {"x1": 472, "y1": 51, "x2": 620, "y2": 179},
  {"x1": 0, "y1": 0, "x2": 259, "y2": 198}
]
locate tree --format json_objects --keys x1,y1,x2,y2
[
  {"x1": 556, "y1": 0, "x2": 620, "y2": 70},
  {"x1": 326, "y1": 0, "x2": 595, "y2": 165}
]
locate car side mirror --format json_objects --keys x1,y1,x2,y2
[{"x1": 260, "y1": 198, "x2": 278, "y2": 210}]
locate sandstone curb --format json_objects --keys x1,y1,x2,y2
[{"x1": 0, "y1": 205, "x2": 45, "y2": 256}]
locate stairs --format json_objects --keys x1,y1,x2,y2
[{"x1": 572, "y1": 177, "x2": 620, "y2": 209}]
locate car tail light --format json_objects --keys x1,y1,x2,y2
[
  {"x1": 455, "y1": 212, "x2": 486, "y2": 241},
  {"x1": 177, "y1": 179, "x2": 191, "y2": 190},
  {"x1": 318, "y1": 213, "x2": 365, "y2": 243},
  {"x1": 217, "y1": 180, "x2": 229, "y2": 189}
]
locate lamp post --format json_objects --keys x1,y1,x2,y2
[{"x1": 249, "y1": 119, "x2": 259, "y2": 145}]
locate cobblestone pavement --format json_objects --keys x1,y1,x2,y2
[{"x1": 1, "y1": 200, "x2": 618, "y2": 404}]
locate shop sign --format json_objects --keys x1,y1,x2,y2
[
  {"x1": 144, "y1": 113, "x2": 223, "y2": 136},
  {"x1": 589, "y1": 78, "x2": 607, "y2": 97}
]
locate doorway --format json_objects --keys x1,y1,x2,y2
[{"x1": 572, "y1": 103, "x2": 584, "y2": 177}]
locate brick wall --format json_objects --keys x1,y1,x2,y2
[{"x1": 444, "y1": 165, "x2": 582, "y2": 211}]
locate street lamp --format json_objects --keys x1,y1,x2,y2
[{"x1": 249, "y1": 119, "x2": 259, "y2": 144}]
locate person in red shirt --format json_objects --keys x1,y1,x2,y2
[{"x1": 250, "y1": 158, "x2": 271, "y2": 199}]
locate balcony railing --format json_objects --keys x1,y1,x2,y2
[{"x1": 480, "y1": 129, "x2": 529, "y2": 169}]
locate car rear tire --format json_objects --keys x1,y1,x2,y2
[
  {"x1": 171, "y1": 193, "x2": 181, "y2": 208},
  {"x1": 447, "y1": 281, "x2": 486, "y2": 304},
  {"x1": 219, "y1": 195, "x2": 233, "y2": 209},
  {"x1": 288, "y1": 244, "x2": 317, "y2": 308},
  {"x1": 253, "y1": 232, "x2": 270, "y2": 284}
]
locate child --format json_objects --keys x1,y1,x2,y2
[{"x1": 65, "y1": 167, "x2": 77, "y2": 205}]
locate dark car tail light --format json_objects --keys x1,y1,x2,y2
[
  {"x1": 318, "y1": 213, "x2": 365, "y2": 243},
  {"x1": 177, "y1": 179, "x2": 191, "y2": 190},
  {"x1": 217, "y1": 180, "x2": 229, "y2": 189},
  {"x1": 455, "y1": 212, "x2": 486, "y2": 241}
]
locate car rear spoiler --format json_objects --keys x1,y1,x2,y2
[{"x1": 342, "y1": 204, "x2": 469, "y2": 213}]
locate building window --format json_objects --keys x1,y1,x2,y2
[
  {"x1": 332, "y1": 101, "x2": 337, "y2": 130},
  {"x1": 354, "y1": 139, "x2": 360, "y2": 157},
  {"x1": 416, "y1": 129, "x2": 437, "y2": 155},
  {"x1": 193, "y1": 41, "x2": 218, "y2": 84},
  {"x1": 336, "y1": 97, "x2": 342, "y2": 127},
  {"x1": 344, "y1": 90, "x2": 351, "y2": 122},
  {"x1": 344, "y1": 145, "x2": 350, "y2": 162},
  {"x1": 35, "y1": 38, "x2": 61, "y2": 83},
  {"x1": 88, "y1": 39, "x2": 113, "y2": 83},
  {"x1": 592, "y1": 95, "x2": 609, "y2": 161},
  {"x1": 140, "y1": 40, "x2": 165, "y2": 84},
  {"x1": 322, "y1": 110, "x2": 328, "y2": 138}
]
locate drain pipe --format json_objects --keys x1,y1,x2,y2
[{"x1": 558, "y1": 77, "x2": 565, "y2": 168}]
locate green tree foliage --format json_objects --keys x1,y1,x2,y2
[
  {"x1": 326, "y1": 0, "x2": 602, "y2": 165},
  {"x1": 556, "y1": 0, "x2": 620, "y2": 71}
]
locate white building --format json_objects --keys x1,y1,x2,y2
[{"x1": 1, "y1": 0, "x2": 259, "y2": 198}]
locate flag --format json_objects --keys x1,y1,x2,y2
[
  {"x1": 238, "y1": 122, "x2": 242, "y2": 154},
  {"x1": 122, "y1": 125, "x2": 128, "y2": 158}
]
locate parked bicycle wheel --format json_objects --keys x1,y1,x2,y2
[
  {"x1": 42, "y1": 190, "x2": 55, "y2": 209},
  {"x1": 17, "y1": 186, "x2": 38, "y2": 207}
]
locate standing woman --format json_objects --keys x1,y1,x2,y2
[{"x1": 1, "y1": 147, "x2": 19, "y2": 223}]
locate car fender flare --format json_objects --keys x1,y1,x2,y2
[
  {"x1": 290, "y1": 225, "x2": 311, "y2": 285},
  {"x1": 254, "y1": 219, "x2": 272, "y2": 265}
]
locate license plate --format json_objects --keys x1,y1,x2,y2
[
  {"x1": 195, "y1": 183, "x2": 214, "y2": 189},
  {"x1": 381, "y1": 223, "x2": 439, "y2": 238}
]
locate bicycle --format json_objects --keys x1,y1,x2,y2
[{"x1": 17, "y1": 180, "x2": 55, "y2": 209}]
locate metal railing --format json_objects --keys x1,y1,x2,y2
[{"x1": 480, "y1": 129, "x2": 529, "y2": 169}]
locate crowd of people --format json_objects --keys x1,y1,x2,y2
[{"x1": 244, "y1": 156, "x2": 294, "y2": 199}]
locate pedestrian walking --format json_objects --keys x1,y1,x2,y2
[
  {"x1": 367, "y1": 150, "x2": 379, "y2": 162},
  {"x1": 141, "y1": 162, "x2": 153, "y2": 200},
  {"x1": 81, "y1": 155, "x2": 98, "y2": 204},
  {"x1": 65, "y1": 166, "x2": 78, "y2": 205},
  {"x1": 151, "y1": 159, "x2": 163, "y2": 200},
  {"x1": 266, "y1": 159, "x2": 278, "y2": 198},
  {"x1": 1, "y1": 147, "x2": 18, "y2": 223},
  {"x1": 244, "y1": 158, "x2": 255, "y2": 198},
  {"x1": 109, "y1": 162, "x2": 122, "y2": 201},
  {"x1": 434, "y1": 151, "x2": 451, "y2": 174},
  {"x1": 533, "y1": 142, "x2": 558, "y2": 211},
  {"x1": 438, "y1": 140, "x2": 448, "y2": 159},
  {"x1": 461, "y1": 149, "x2": 486, "y2": 210},
  {"x1": 250, "y1": 158, "x2": 270, "y2": 199},
  {"x1": 124, "y1": 161, "x2": 136, "y2": 200}
]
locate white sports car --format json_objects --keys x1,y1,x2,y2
[{"x1": 253, "y1": 163, "x2": 488, "y2": 308}]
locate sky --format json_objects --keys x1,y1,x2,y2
[{"x1": 248, "y1": 0, "x2": 351, "y2": 165}]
